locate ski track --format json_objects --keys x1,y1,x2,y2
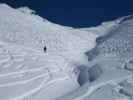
[{"x1": 0, "y1": 41, "x2": 70, "y2": 100}]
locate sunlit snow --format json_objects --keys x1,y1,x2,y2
[{"x1": 0, "y1": 3, "x2": 133, "y2": 100}]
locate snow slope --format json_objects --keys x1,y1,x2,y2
[
  {"x1": 0, "y1": 4, "x2": 96, "y2": 66},
  {"x1": 0, "y1": 4, "x2": 98, "y2": 100},
  {"x1": 57, "y1": 15, "x2": 133, "y2": 100},
  {"x1": 0, "y1": 3, "x2": 133, "y2": 100}
]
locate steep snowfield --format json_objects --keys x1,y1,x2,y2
[
  {"x1": 0, "y1": 4, "x2": 97, "y2": 100},
  {"x1": 57, "y1": 15, "x2": 133, "y2": 100},
  {"x1": 0, "y1": 3, "x2": 133, "y2": 100},
  {"x1": 0, "y1": 4, "x2": 97, "y2": 66}
]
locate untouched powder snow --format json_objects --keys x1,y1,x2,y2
[{"x1": 0, "y1": 3, "x2": 133, "y2": 100}]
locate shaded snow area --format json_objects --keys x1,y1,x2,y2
[{"x1": 0, "y1": 4, "x2": 133, "y2": 100}]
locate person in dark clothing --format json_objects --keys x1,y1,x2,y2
[
  {"x1": 42, "y1": 40, "x2": 47, "y2": 53},
  {"x1": 43, "y1": 46, "x2": 47, "y2": 52}
]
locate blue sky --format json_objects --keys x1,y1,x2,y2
[{"x1": 0, "y1": 0, "x2": 133, "y2": 27}]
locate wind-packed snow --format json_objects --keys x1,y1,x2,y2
[{"x1": 0, "y1": 3, "x2": 133, "y2": 100}]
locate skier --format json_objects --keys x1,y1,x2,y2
[{"x1": 43, "y1": 46, "x2": 47, "y2": 52}]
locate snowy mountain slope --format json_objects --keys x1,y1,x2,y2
[
  {"x1": 0, "y1": 41, "x2": 80, "y2": 100},
  {"x1": 0, "y1": 3, "x2": 133, "y2": 100},
  {"x1": 81, "y1": 15, "x2": 133, "y2": 87},
  {"x1": 85, "y1": 85, "x2": 129, "y2": 100},
  {"x1": 57, "y1": 68, "x2": 133, "y2": 100},
  {"x1": 0, "y1": 4, "x2": 97, "y2": 66},
  {"x1": 57, "y1": 16, "x2": 133, "y2": 100},
  {"x1": 80, "y1": 19, "x2": 120, "y2": 38},
  {"x1": 0, "y1": 4, "x2": 83, "y2": 100}
]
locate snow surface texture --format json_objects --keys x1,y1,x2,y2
[{"x1": 0, "y1": 3, "x2": 133, "y2": 100}]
